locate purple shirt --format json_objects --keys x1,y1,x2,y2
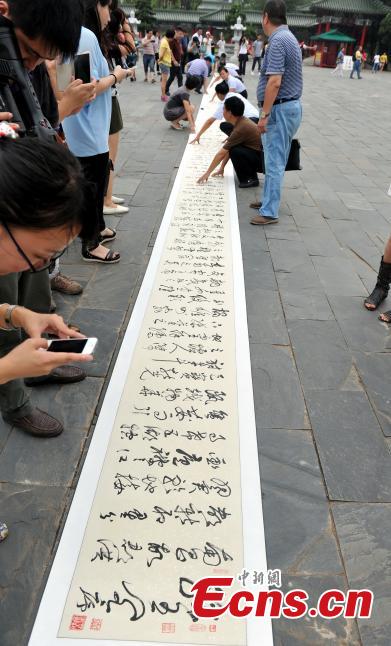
[{"x1": 187, "y1": 58, "x2": 209, "y2": 78}]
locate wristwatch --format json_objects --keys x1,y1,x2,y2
[{"x1": 260, "y1": 110, "x2": 270, "y2": 119}]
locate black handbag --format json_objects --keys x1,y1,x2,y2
[{"x1": 260, "y1": 138, "x2": 301, "y2": 173}]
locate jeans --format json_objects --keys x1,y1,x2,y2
[
  {"x1": 350, "y1": 60, "x2": 361, "y2": 78},
  {"x1": 238, "y1": 54, "x2": 247, "y2": 76},
  {"x1": 252, "y1": 56, "x2": 261, "y2": 71},
  {"x1": 143, "y1": 54, "x2": 155, "y2": 75},
  {"x1": 166, "y1": 65, "x2": 183, "y2": 93},
  {"x1": 260, "y1": 100, "x2": 302, "y2": 219}
]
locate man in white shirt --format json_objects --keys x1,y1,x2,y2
[
  {"x1": 220, "y1": 67, "x2": 247, "y2": 97},
  {"x1": 190, "y1": 81, "x2": 258, "y2": 144}
]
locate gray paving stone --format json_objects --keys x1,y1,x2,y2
[
  {"x1": 328, "y1": 295, "x2": 391, "y2": 352},
  {"x1": 243, "y1": 250, "x2": 278, "y2": 292},
  {"x1": 355, "y1": 352, "x2": 391, "y2": 437},
  {"x1": 298, "y1": 226, "x2": 346, "y2": 258},
  {"x1": 280, "y1": 289, "x2": 334, "y2": 321},
  {"x1": 250, "y1": 343, "x2": 309, "y2": 429},
  {"x1": 246, "y1": 289, "x2": 289, "y2": 345},
  {"x1": 259, "y1": 428, "x2": 343, "y2": 575},
  {"x1": 333, "y1": 503, "x2": 391, "y2": 645},
  {"x1": 306, "y1": 390, "x2": 391, "y2": 501},
  {"x1": 69, "y1": 308, "x2": 125, "y2": 378},
  {"x1": 78, "y1": 262, "x2": 140, "y2": 310},
  {"x1": 0, "y1": 483, "x2": 68, "y2": 646},
  {"x1": 311, "y1": 256, "x2": 367, "y2": 296},
  {"x1": 0, "y1": 425, "x2": 88, "y2": 487},
  {"x1": 29, "y1": 376, "x2": 103, "y2": 433},
  {"x1": 288, "y1": 319, "x2": 352, "y2": 391},
  {"x1": 268, "y1": 239, "x2": 312, "y2": 273},
  {"x1": 337, "y1": 192, "x2": 375, "y2": 211},
  {"x1": 272, "y1": 574, "x2": 360, "y2": 646}
]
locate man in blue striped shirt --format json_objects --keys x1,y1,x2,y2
[{"x1": 252, "y1": 0, "x2": 302, "y2": 225}]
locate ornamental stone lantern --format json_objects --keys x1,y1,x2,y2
[
  {"x1": 231, "y1": 16, "x2": 246, "y2": 59},
  {"x1": 128, "y1": 9, "x2": 141, "y2": 36}
]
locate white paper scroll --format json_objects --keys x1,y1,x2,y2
[{"x1": 29, "y1": 92, "x2": 273, "y2": 646}]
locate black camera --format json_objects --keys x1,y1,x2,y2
[{"x1": 0, "y1": 20, "x2": 56, "y2": 140}]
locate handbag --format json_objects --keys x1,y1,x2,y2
[{"x1": 260, "y1": 139, "x2": 301, "y2": 173}]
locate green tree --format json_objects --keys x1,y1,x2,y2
[
  {"x1": 379, "y1": 12, "x2": 391, "y2": 51},
  {"x1": 134, "y1": 0, "x2": 156, "y2": 30}
]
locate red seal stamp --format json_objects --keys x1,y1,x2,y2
[{"x1": 69, "y1": 615, "x2": 86, "y2": 631}]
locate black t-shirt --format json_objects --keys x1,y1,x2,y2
[
  {"x1": 166, "y1": 87, "x2": 190, "y2": 110},
  {"x1": 0, "y1": 15, "x2": 59, "y2": 128}
]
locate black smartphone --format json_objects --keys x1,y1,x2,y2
[
  {"x1": 74, "y1": 52, "x2": 91, "y2": 83},
  {"x1": 47, "y1": 338, "x2": 97, "y2": 354}
]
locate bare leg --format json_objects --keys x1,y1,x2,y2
[
  {"x1": 161, "y1": 72, "x2": 168, "y2": 97},
  {"x1": 104, "y1": 131, "x2": 120, "y2": 209}
]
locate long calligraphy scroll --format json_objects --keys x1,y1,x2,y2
[{"x1": 29, "y1": 93, "x2": 273, "y2": 646}]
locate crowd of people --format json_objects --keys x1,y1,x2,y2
[{"x1": 0, "y1": 0, "x2": 389, "y2": 554}]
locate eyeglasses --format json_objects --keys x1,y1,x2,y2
[{"x1": 1, "y1": 221, "x2": 67, "y2": 273}]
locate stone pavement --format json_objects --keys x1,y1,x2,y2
[{"x1": 0, "y1": 65, "x2": 390, "y2": 645}]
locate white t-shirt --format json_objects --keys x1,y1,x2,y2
[
  {"x1": 217, "y1": 39, "x2": 225, "y2": 55},
  {"x1": 374, "y1": 54, "x2": 380, "y2": 64},
  {"x1": 227, "y1": 74, "x2": 246, "y2": 93},
  {"x1": 239, "y1": 41, "x2": 248, "y2": 55},
  {"x1": 203, "y1": 37, "x2": 213, "y2": 55},
  {"x1": 225, "y1": 63, "x2": 240, "y2": 77},
  {"x1": 213, "y1": 92, "x2": 259, "y2": 121}
]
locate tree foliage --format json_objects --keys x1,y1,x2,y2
[
  {"x1": 134, "y1": 0, "x2": 156, "y2": 30},
  {"x1": 378, "y1": 12, "x2": 391, "y2": 51}
]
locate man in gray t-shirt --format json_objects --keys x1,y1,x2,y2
[{"x1": 251, "y1": 35, "x2": 263, "y2": 74}]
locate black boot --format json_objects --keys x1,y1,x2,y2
[{"x1": 364, "y1": 256, "x2": 391, "y2": 310}]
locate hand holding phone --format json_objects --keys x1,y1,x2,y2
[{"x1": 74, "y1": 52, "x2": 91, "y2": 84}]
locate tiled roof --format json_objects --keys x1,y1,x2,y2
[
  {"x1": 122, "y1": 5, "x2": 317, "y2": 28},
  {"x1": 201, "y1": 8, "x2": 317, "y2": 27},
  {"x1": 309, "y1": 0, "x2": 388, "y2": 15}
]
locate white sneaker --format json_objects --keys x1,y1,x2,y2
[
  {"x1": 103, "y1": 204, "x2": 129, "y2": 215},
  {"x1": 112, "y1": 196, "x2": 125, "y2": 204},
  {"x1": 251, "y1": 71, "x2": 255, "y2": 75}
]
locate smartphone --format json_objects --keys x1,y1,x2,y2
[
  {"x1": 56, "y1": 61, "x2": 73, "y2": 91},
  {"x1": 74, "y1": 52, "x2": 91, "y2": 83},
  {"x1": 46, "y1": 338, "x2": 97, "y2": 355}
]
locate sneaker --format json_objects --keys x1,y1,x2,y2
[
  {"x1": 103, "y1": 204, "x2": 129, "y2": 215},
  {"x1": 239, "y1": 178, "x2": 260, "y2": 189},
  {"x1": 0, "y1": 522, "x2": 8, "y2": 542},
  {"x1": 251, "y1": 71, "x2": 255, "y2": 75},
  {"x1": 25, "y1": 365, "x2": 86, "y2": 387},
  {"x1": 4, "y1": 407, "x2": 64, "y2": 437},
  {"x1": 112, "y1": 196, "x2": 125, "y2": 204},
  {"x1": 51, "y1": 273, "x2": 83, "y2": 295}
]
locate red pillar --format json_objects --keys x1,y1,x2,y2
[
  {"x1": 325, "y1": 22, "x2": 331, "y2": 32},
  {"x1": 359, "y1": 24, "x2": 367, "y2": 48},
  {"x1": 317, "y1": 22, "x2": 322, "y2": 34}
]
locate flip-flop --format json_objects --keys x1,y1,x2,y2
[
  {"x1": 99, "y1": 227, "x2": 117, "y2": 243},
  {"x1": 82, "y1": 248, "x2": 120, "y2": 264},
  {"x1": 170, "y1": 123, "x2": 183, "y2": 130}
]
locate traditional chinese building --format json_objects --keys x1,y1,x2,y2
[
  {"x1": 304, "y1": 0, "x2": 388, "y2": 51},
  {"x1": 122, "y1": 4, "x2": 317, "y2": 39}
]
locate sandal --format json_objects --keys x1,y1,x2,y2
[
  {"x1": 170, "y1": 123, "x2": 183, "y2": 131},
  {"x1": 364, "y1": 286, "x2": 388, "y2": 310},
  {"x1": 379, "y1": 310, "x2": 391, "y2": 323},
  {"x1": 99, "y1": 227, "x2": 116, "y2": 243},
  {"x1": 82, "y1": 248, "x2": 120, "y2": 264}
]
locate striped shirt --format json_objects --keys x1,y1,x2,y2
[{"x1": 257, "y1": 26, "x2": 302, "y2": 103}]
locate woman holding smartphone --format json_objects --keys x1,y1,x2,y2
[
  {"x1": 0, "y1": 132, "x2": 96, "y2": 542},
  {"x1": 62, "y1": 0, "x2": 131, "y2": 264}
]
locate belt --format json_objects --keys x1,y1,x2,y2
[{"x1": 260, "y1": 97, "x2": 299, "y2": 107}]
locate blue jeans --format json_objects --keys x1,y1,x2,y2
[
  {"x1": 350, "y1": 60, "x2": 361, "y2": 78},
  {"x1": 260, "y1": 100, "x2": 302, "y2": 219}
]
